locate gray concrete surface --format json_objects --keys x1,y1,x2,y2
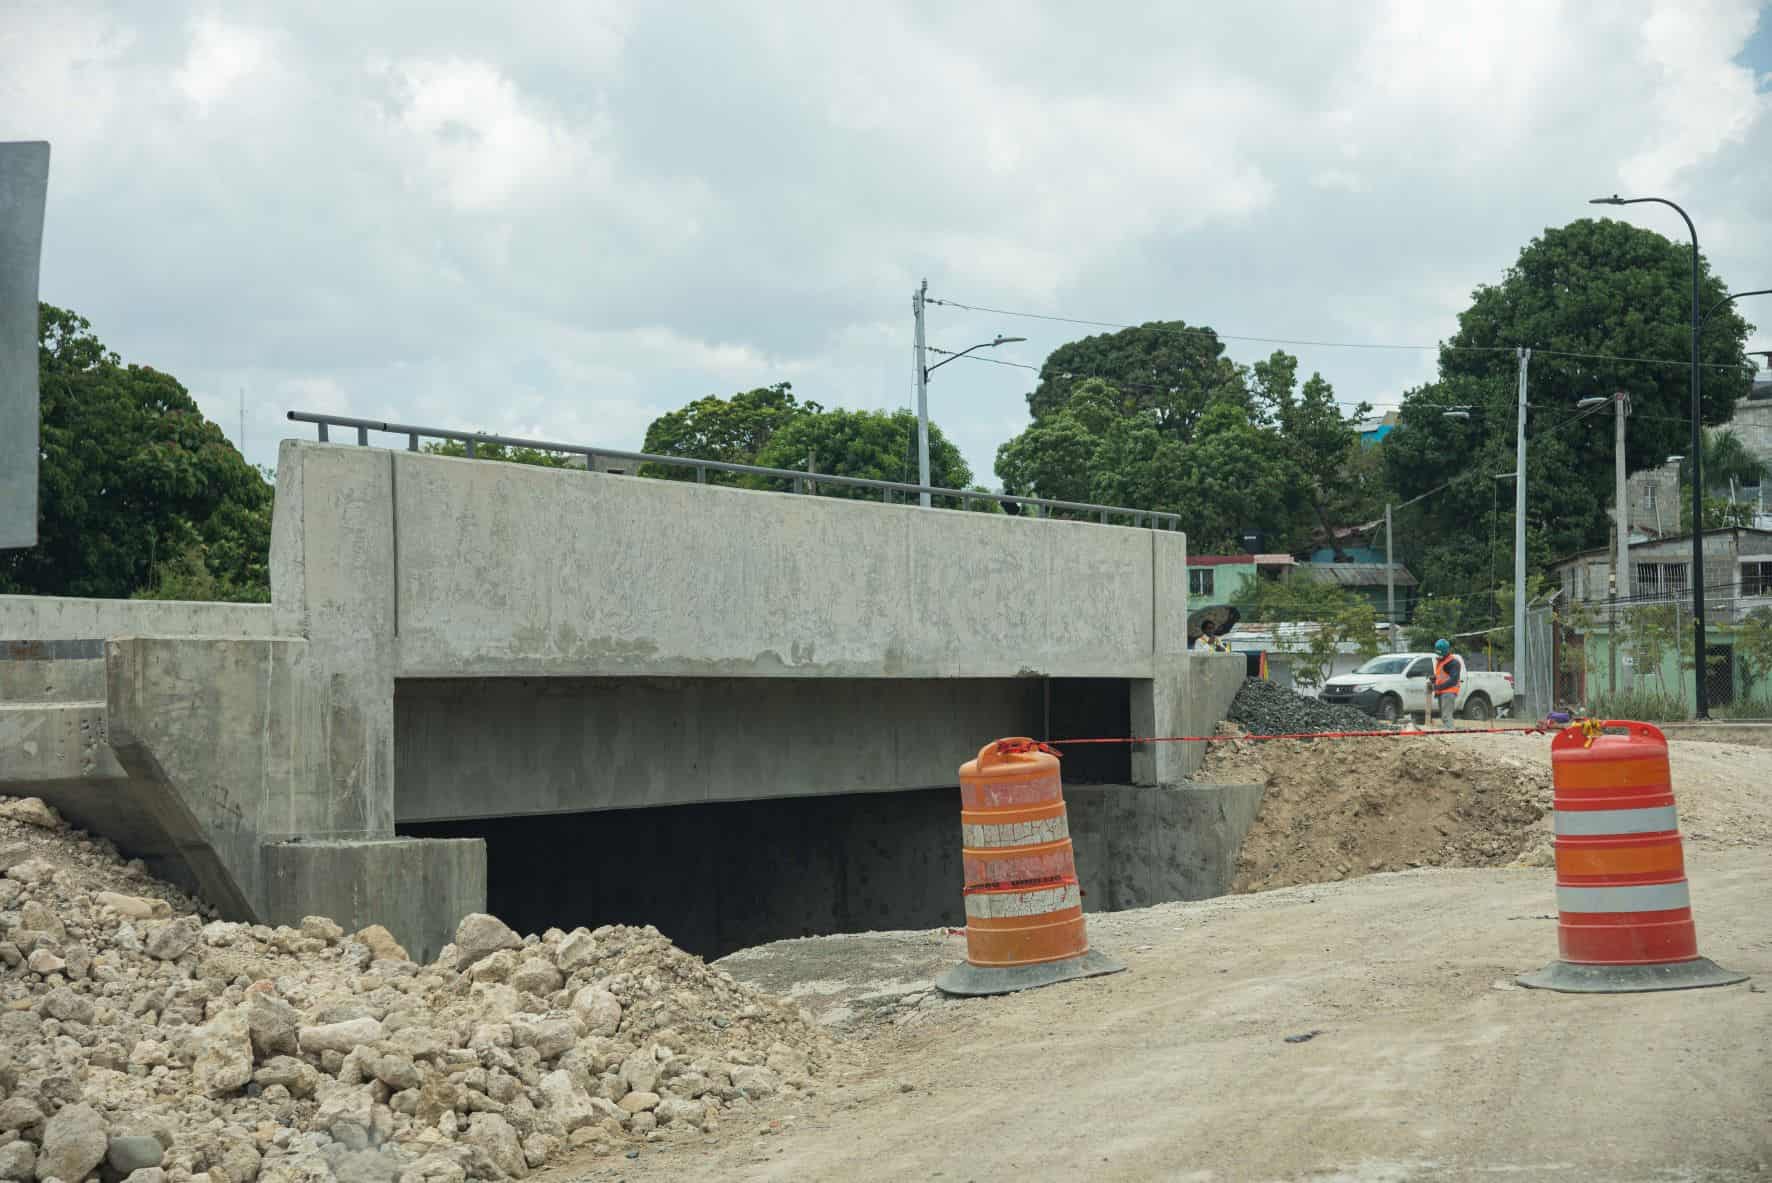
[
  {"x1": 105, "y1": 636, "x2": 332, "y2": 920},
  {"x1": 0, "y1": 142, "x2": 49, "y2": 551},
  {"x1": 394, "y1": 676, "x2": 1044, "y2": 821},
  {"x1": 263, "y1": 838, "x2": 484, "y2": 965},
  {"x1": 0, "y1": 595, "x2": 274, "y2": 640},
  {"x1": 0, "y1": 700, "x2": 124, "y2": 787},
  {"x1": 1069, "y1": 781, "x2": 1265, "y2": 909},
  {"x1": 0, "y1": 657, "x2": 105, "y2": 703}
]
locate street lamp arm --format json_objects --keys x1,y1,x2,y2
[
  {"x1": 923, "y1": 336, "x2": 1027, "y2": 378},
  {"x1": 1699, "y1": 288, "x2": 1772, "y2": 326}
]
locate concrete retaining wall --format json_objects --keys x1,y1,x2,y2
[{"x1": 0, "y1": 595, "x2": 274, "y2": 641}]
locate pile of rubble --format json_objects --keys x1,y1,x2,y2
[
  {"x1": 1225, "y1": 678, "x2": 1391, "y2": 736},
  {"x1": 0, "y1": 797, "x2": 830, "y2": 1183}
]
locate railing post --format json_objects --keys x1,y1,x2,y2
[
  {"x1": 408, "y1": 433, "x2": 419, "y2": 452},
  {"x1": 357, "y1": 427, "x2": 369, "y2": 446},
  {"x1": 466, "y1": 439, "x2": 476, "y2": 459},
  {"x1": 695, "y1": 465, "x2": 706, "y2": 484},
  {"x1": 318, "y1": 423, "x2": 329, "y2": 443}
]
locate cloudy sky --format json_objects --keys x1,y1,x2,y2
[{"x1": 4, "y1": 2, "x2": 1770, "y2": 485}]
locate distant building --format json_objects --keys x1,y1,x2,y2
[
  {"x1": 1354, "y1": 411, "x2": 1399, "y2": 446},
  {"x1": 1184, "y1": 554, "x2": 1296, "y2": 607}
]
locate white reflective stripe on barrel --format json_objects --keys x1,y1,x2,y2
[
  {"x1": 1554, "y1": 805, "x2": 1679, "y2": 836},
  {"x1": 962, "y1": 814, "x2": 1069, "y2": 848},
  {"x1": 963, "y1": 883, "x2": 1081, "y2": 919},
  {"x1": 1557, "y1": 881, "x2": 1691, "y2": 913}
]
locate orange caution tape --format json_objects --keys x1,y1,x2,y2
[{"x1": 1045, "y1": 725, "x2": 1546, "y2": 747}]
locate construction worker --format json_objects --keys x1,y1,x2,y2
[{"x1": 1432, "y1": 638, "x2": 1463, "y2": 730}]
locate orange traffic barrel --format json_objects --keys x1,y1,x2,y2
[
  {"x1": 1518, "y1": 720, "x2": 1747, "y2": 993},
  {"x1": 935, "y1": 738, "x2": 1124, "y2": 996}
]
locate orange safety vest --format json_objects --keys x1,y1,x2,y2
[{"x1": 1433, "y1": 653, "x2": 1462, "y2": 697}]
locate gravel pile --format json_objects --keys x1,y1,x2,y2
[
  {"x1": 0, "y1": 796, "x2": 830, "y2": 1183},
  {"x1": 1225, "y1": 679, "x2": 1393, "y2": 736}
]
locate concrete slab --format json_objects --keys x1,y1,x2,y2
[{"x1": 262, "y1": 837, "x2": 486, "y2": 965}]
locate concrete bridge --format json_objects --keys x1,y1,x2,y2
[{"x1": 1, "y1": 438, "x2": 1251, "y2": 959}]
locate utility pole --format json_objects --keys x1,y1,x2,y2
[
  {"x1": 1513, "y1": 347, "x2": 1530, "y2": 714},
  {"x1": 1612, "y1": 392, "x2": 1629, "y2": 695},
  {"x1": 912, "y1": 278, "x2": 931, "y2": 509},
  {"x1": 1385, "y1": 502, "x2": 1396, "y2": 652}
]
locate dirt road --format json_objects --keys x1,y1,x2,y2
[{"x1": 543, "y1": 736, "x2": 1772, "y2": 1182}]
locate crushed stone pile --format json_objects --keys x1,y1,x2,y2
[
  {"x1": 0, "y1": 796, "x2": 830, "y2": 1183},
  {"x1": 1224, "y1": 679, "x2": 1392, "y2": 736},
  {"x1": 1201, "y1": 733, "x2": 1552, "y2": 892}
]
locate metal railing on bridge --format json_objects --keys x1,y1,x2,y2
[{"x1": 286, "y1": 411, "x2": 1183, "y2": 530}]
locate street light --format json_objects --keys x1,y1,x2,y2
[
  {"x1": 911, "y1": 278, "x2": 1026, "y2": 508},
  {"x1": 1577, "y1": 392, "x2": 1631, "y2": 695},
  {"x1": 1589, "y1": 194, "x2": 1709, "y2": 715}
]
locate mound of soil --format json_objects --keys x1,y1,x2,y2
[{"x1": 1200, "y1": 732, "x2": 1551, "y2": 892}]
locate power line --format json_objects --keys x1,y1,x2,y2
[
  {"x1": 928, "y1": 293, "x2": 1761, "y2": 375},
  {"x1": 926, "y1": 296, "x2": 1516, "y2": 355}
]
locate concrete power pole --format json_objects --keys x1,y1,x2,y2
[
  {"x1": 1385, "y1": 502, "x2": 1396, "y2": 652},
  {"x1": 1513, "y1": 347, "x2": 1531, "y2": 713},
  {"x1": 913, "y1": 278, "x2": 931, "y2": 509},
  {"x1": 1610, "y1": 391, "x2": 1630, "y2": 696}
]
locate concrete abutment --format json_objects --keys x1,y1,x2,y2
[{"x1": 2, "y1": 442, "x2": 1254, "y2": 958}]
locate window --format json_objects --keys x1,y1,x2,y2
[
  {"x1": 1405, "y1": 658, "x2": 1432, "y2": 679},
  {"x1": 1634, "y1": 562, "x2": 1688, "y2": 599},
  {"x1": 1189, "y1": 568, "x2": 1214, "y2": 596},
  {"x1": 1641, "y1": 484, "x2": 1656, "y2": 512},
  {"x1": 1744, "y1": 561, "x2": 1772, "y2": 598}
]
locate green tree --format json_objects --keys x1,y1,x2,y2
[
  {"x1": 997, "y1": 343, "x2": 1340, "y2": 550},
  {"x1": 0, "y1": 305, "x2": 272, "y2": 601},
  {"x1": 1623, "y1": 603, "x2": 1680, "y2": 698},
  {"x1": 751, "y1": 407, "x2": 972, "y2": 498},
  {"x1": 1023, "y1": 321, "x2": 1243, "y2": 435},
  {"x1": 1736, "y1": 607, "x2": 1772, "y2": 706},
  {"x1": 1385, "y1": 219, "x2": 1755, "y2": 607},
  {"x1": 640, "y1": 383, "x2": 815, "y2": 483},
  {"x1": 1679, "y1": 428, "x2": 1770, "y2": 494},
  {"x1": 1405, "y1": 596, "x2": 1465, "y2": 653},
  {"x1": 422, "y1": 440, "x2": 574, "y2": 467}
]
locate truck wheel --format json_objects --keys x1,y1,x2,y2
[
  {"x1": 1462, "y1": 693, "x2": 1493, "y2": 722},
  {"x1": 1376, "y1": 694, "x2": 1402, "y2": 722}
]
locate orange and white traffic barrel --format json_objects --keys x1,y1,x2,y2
[
  {"x1": 1517, "y1": 719, "x2": 1747, "y2": 993},
  {"x1": 935, "y1": 738, "x2": 1125, "y2": 996}
]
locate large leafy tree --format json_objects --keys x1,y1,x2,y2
[
  {"x1": 998, "y1": 328, "x2": 1367, "y2": 550},
  {"x1": 640, "y1": 383, "x2": 816, "y2": 483},
  {"x1": 0, "y1": 305, "x2": 272, "y2": 601},
  {"x1": 751, "y1": 407, "x2": 972, "y2": 498},
  {"x1": 1024, "y1": 320, "x2": 1244, "y2": 437},
  {"x1": 1384, "y1": 218, "x2": 1756, "y2": 630}
]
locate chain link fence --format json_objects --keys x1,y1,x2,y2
[{"x1": 1539, "y1": 593, "x2": 1772, "y2": 720}]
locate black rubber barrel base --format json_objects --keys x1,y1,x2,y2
[
  {"x1": 935, "y1": 948, "x2": 1126, "y2": 997},
  {"x1": 1517, "y1": 957, "x2": 1748, "y2": 994}
]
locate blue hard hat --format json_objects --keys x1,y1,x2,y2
[{"x1": 1434, "y1": 638, "x2": 1450, "y2": 655}]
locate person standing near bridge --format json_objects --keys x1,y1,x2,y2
[{"x1": 1432, "y1": 639, "x2": 1463, "y2": 730}]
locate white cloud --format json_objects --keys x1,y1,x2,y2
[
  {"x1": 1, "y1": 0, "x2": 1768, "y2": 486},
  {"x1": 174, "y1": 18, "x2": 272, "y2": 112}
]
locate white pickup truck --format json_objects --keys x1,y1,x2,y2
[{"x1": 1318, "y1": 652, "x2": 1515, "y2": 723}]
